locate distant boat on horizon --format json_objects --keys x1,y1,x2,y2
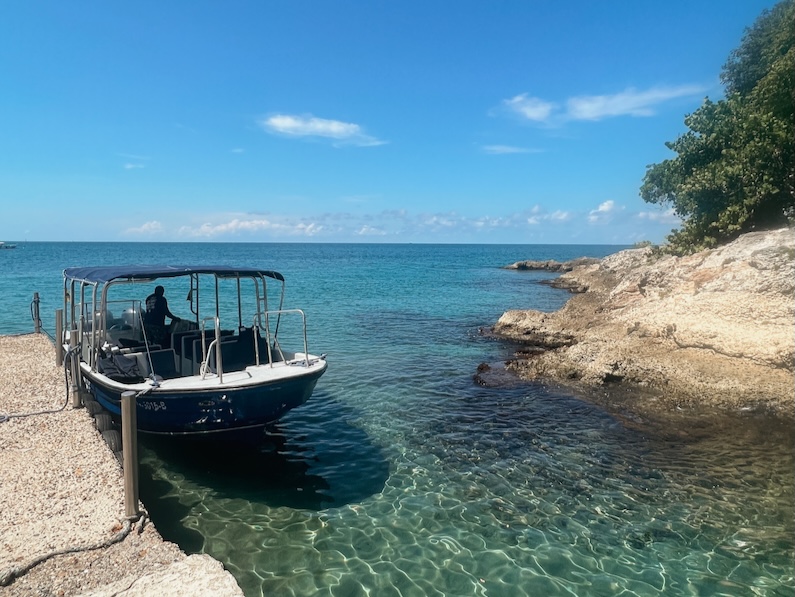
[{"x1": 0, "y1": 242, "x2": 17, "y2": 249}]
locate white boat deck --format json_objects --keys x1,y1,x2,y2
[{"x1": 83, "y1": 354, "x2": 326, "y2": 394}]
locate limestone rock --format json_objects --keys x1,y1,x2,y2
[
  {"x1": 493, "y1": 228, "x2": 795, "y2": 417},
  {"x1": 81, "y1": 554, "x2": 243, "y2": 597}
]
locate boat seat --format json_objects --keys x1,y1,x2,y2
[
  {"x1": 172, "y1": 330, "x2": 192, "y2": 357},
  {"x1": 179, "y1": 330, "x2": 234, "y2": 375},
  {"x1": 205, "y1": 328, "x2": 271, "y2": 373},
  {"x1": 130, "y1": 349, "x2": 179, "y2": 380},
  {"x1": 193, "y1": 336, "x2": 237, "y2": 375},
  {"x1": 175, "y1": 331, "x2": 201, "y2": 374},
  {"x1": 173, "y1": 329, "x2": 208, "y2": 358}
]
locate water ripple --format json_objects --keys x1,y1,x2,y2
[{"x1": 14, "y1": 242, "x2": 788, "y2": 597}]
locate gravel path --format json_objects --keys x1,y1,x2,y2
[{"x1": 0, "y1": 334, "x2": 242, "y2": 596}]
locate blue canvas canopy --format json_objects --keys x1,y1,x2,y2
[{"x1": 63, "y1": 265, "x2": 285, "y2": 284}]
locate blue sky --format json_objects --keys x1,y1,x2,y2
[{"x1": 0, "y1": 1, "x2": 779, "y2": 244}]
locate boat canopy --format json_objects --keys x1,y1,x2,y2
[{"x1": 63, "y1": 265, "x2": 285, "y2": 284}]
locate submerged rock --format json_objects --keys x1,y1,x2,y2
[{"x1": 491, "y1": 228, "x2": 795, "y2": 419}]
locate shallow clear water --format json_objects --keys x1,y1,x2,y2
[{"x1": 3, "y1": 242, "x2": 793, "y2": 596}]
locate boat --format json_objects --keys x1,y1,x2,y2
[
  {"x1": 0, "y1": 242, "x2": 17, "y2": 249},
  {"x1": 62, "y1": 265, "x2": 327, "y2": 442}
]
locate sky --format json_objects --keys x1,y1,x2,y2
[{"x1": 0, "y1": 0, "x2": 781, "y2": 244}]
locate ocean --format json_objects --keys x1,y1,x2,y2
[{"x1": 2, "y1": 242, "x2": 793, "y2": 596}]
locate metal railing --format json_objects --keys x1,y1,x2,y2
[
  {"x1": 188, "y1": 308, "x2": 313, "y2": 382},
  {"x1": 199, "y1": 316, "x2": 222, "y2": 382},
  {"x1": 260, "y1": 308, "x2": 308, "y2": 367}
]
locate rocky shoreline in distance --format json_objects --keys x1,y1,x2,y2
[
  {"x1": 503, "y1": 256, "x2": 601, "y2": 272},
  {"x1": 488, "y1": 228, "x2": 795, "y2": 420}
]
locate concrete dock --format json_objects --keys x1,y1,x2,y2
[{"x1": 0, "y1": 334, "x2": 244, "y2": 596}]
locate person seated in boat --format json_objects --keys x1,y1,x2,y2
[{"x1": 143, "y1": 285, "x2": 180, "y2": 347}]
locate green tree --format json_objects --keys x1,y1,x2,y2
[
  {"x1": 641, "y1": 0, "x2": 794, "y2": 254},
  {"x1": 722, "y1": 0, "x2": 794, "y2": 95}
]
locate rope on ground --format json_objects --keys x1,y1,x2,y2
[
  {"x1": 0, "y1": 514, "x2": 146, "y2": 587},
  {"x1": 0, "y1": 345, "x2": 77, "y2": 424}
]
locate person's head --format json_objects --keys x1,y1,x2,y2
[{"x1": 154, "y1": 285, "x2": 165, "y2": 297}]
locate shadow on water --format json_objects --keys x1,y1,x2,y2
[
  {"x1": 137, "y1": 391, "x2": 391, "y2": 551},
  {"x1": 137, "y1": 472, "x2": 207, "y2": 554},
  {"x1": 139, "y1": 430, "x2": 332, "y2": 509}
]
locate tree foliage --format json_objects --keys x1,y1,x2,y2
[{"x1": 641, "y1": 0, "x2": 794, "y2": 254}]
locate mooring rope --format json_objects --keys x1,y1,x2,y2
[
  {"x1": 0, "y1": 514, "x2": 146, "y2": 587},
  {"x1": 0, "y1": 344, "x2": 76, "y2": 424},
  {"x1": 0, "y1": 336, "x2": 149, "y2": 588},
  {"x1": 28, "y1": 297, "x2": 55, "y2": 342}
]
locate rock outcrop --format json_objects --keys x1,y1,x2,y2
[
  {"x1": 503, "y1": 257, "x2": 600, "y2": 272},
  {"x1": 492, "y1": 228, "x2": 795, "y2": 418}
]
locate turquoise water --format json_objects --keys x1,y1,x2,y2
[{"x1": 2, "y1": 243, "x2": 793, "y2": 596}]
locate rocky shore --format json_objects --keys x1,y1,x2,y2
[
  {"x1": 490, "y1": 228, "x2": 795, "y2": 420},
  {"x1": 0, "y1": 334, "x2": 243, "y2": 596}
]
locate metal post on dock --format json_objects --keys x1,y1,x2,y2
[
  {"x1": 55, "y1": 309, "x2": 64, "y2": 366},
  {"x1": 32, "y1": 292, "x2": 41, "y2": 334},
  {"x1": 121, "y1": 391, "x2": 140, "y2": 519},
  {"x1": 69, "y1": 329, "x2": 82, "y2": 408}
]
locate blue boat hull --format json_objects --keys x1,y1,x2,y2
[{"x1": 84, "y1": 370, "x2": 324, "y2": 441}]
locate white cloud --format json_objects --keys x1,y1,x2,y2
[
  {"x1": 176, "y1": 217, "x2": 323, "y2": 238},
  {"x1": 473, "y1": 216, "x2": 509, "y2": 229},
  {"x1": 125, "y1": 220, "x2": 162, "y2": 235},
  {"x1": 357, "y1": 225, "x2": 387, "y2": 236},
  {"x1": 594, "y1": 200, "x2": 616, "y2": 213},
  {"x1": 501, "y1": 94, "x2": 556, "y2": 122},
  {"x1": 588, "y1": 200, "x2": 624, "y2": 224},
  {"x1": 637, "y1": 207, "x2": 681, "y2": 224},
  {"x1": 498, "y1": 84, "x2": 705, "y2": 125},
  {"x1": 118, "y1": 202, "x2": 676, "y2": 243},
  {"x1": 295, "y1": 222, "x2": 324, "y2": 235},
  {"x1": 526, "y1": 208, "x2": 571, "y2": 225},
  {"x1": 265, "y1": 114, "x2": 358, "y2": 137},
  {"x1": 549, "y1": 210, "x2": 572, "y2": 222},
  {"x1": 259, "y1": 113, "x2": 386, "y2": 147},
  {"x1": 423, "y1": 215, "x2": 458, "y2": 228},
  {"x1": 566, "y1": 85, "x2": 706, "y2": 121},
  {"x1": 119, "y1": 153, "x2": 149, "y2": 170},
  {"x1": 481, "y1": 144, "x2": 541, "y2": 155}
]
